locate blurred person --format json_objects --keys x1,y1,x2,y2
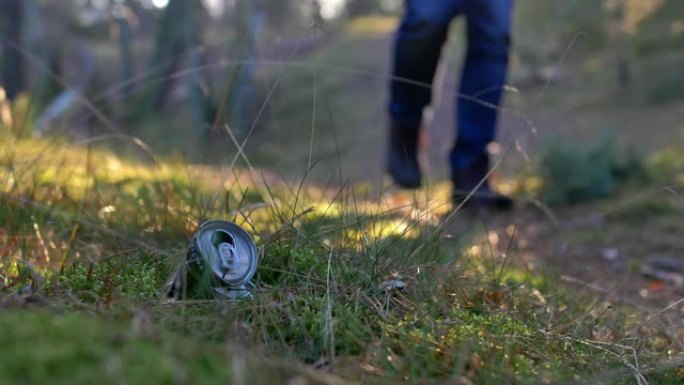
[{"x1": 387, "y1": 0, "x2": 514, "y2": 210}]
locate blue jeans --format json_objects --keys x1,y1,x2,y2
[{"x1": 389, "y1": 0, "x2": 514, "y2": 173}]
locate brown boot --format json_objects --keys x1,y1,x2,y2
[
  {"x1": 452, "y1": 154, "x2": 513, "y2": 210},
  {"x1": 387, "y1": 121, "x2": 422, "y2": 189}
]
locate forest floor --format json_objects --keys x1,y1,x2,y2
[
  {"x1": 248, "y1": 16, "x2": 684, "y2": 329},
  {"x1": 1, "y1": 14, "x2": 684, "y2": 385},
  {"x1": 254, "y1": 14, "x2": 684, "y2": 373}
]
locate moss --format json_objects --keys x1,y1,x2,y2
[
  {"x1": 1, "y1": 139, "x2": 681, "y2": 384},
  {"x1": 0, "y1": 311, "x2": 231, "y2": 385}
]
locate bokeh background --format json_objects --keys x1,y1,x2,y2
[
  {"x1": 1, "y1": 0, "x2": 683, "y2": 186},
  {"x1": 3, "y1": 3, "x2": 684, "y2": 384}
]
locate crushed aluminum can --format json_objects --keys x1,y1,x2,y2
[
  {"x1": 378, "y1": 279, "x2": 407, "y2": 293},
  {"x1": 167, "y1": 220, "x2": 258, "y2": 300}
]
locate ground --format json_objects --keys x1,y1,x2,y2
[
  {"x1": 2, "y1": 8, "x2": 684, "y2": 385},
  {"x1": 257, "y1": 10, "x2": 684, "y2": 374},
  {"x1": 245, "y1": 14, "x2": 684, "y2": 332}
]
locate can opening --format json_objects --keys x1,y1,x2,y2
[{"x1": 212, "y1": 230, "x2": 240, "y2": 279}]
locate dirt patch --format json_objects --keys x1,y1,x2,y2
[{"x1": 441, "y1": 199, "x2": 684, "y2": 348}]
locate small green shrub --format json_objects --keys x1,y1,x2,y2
[
  {"x1": 646, "y1": 146, "x2": 684, "y2": 184},
  {"x1": 538, "y1": 133, "x2": 645, "y2": 205}
]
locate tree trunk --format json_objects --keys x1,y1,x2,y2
[
  {"x1": 0, "y1": 0, "x2": 25, "y2": 101},
  {"x1": 227, "y1": 0, "x2": 262, "y2": 137},
  {"x1": 611, "y1": 0, "x2": 631, "y2": 87},
  {"x1": 346, "y1": 0, "x2": 374, "y2": 17},
  {"x1": 115, "y1": 2, "x2": 135, "y2": 98},
  {"x1": 148, "y1": 0, "x2": 203, "y2": 110},
  {"x1": 310, "y1": 0, "x2": 323, "y2": 24}
]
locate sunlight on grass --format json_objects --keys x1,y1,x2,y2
[
  {"x1": 0, "y1": 310, "x2": 316, "y2": 385},
  {"x1": 0, "y1": 92, "x2": 32, "y2": 139},
  {"x1": 1, "y1": 138, "x2": 683, "y2": 384},
  {"x1": 345, "y1": 16, "x2": 399, "y2": 38},
  {"x1": 607, "y1": 0, "x2": 666, "y2": 34}
]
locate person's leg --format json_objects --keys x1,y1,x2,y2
[
  {"x1": 451, "y1": 0, "x2": 514, "y2": 207},
  {"x1": 387, "y1": 0, "x2": 459, "y2": 188}
]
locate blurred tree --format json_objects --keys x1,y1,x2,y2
[
  {"x1": 609, "y1": 0, "x2": 631, "y2": 87},
  {"x1": 148, "y1": 0, "x2": 204, "y2": 110},
  {"x1": 310, "y1": 0, "x2": 323, "y2": 24},
  {"x1": 0, "y1": 0, "x2": 25, "y2": 101},
  {"x1": 112, "y1": 0, "x2": 136, "y2": 98},
  {"x1": 346, "y1": 0, "x2": 376, "y2": 17},
  {"x1": 225, "y1": 0, "x2": 263, "y2": 137},
  {"x1": 253, "y1": 0, "x2": 308, "y2": 33}
]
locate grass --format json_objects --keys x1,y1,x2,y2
[
  {"x1": 1, "y1": 133, "x2": 683, "y2": 384},
  {"x1": 0, "y1": 311, "x2": 233, "y2": 385},
  {"x1": 2, "y1": 8, "x2": 684, "y2": 384},
  {"x1": 0, "y1": 310, "x2": 331, "y2": 385}
]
